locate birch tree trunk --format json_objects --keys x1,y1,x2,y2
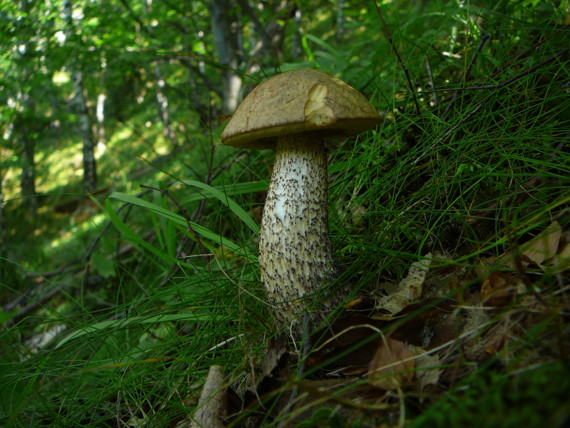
[
  {"x1": 63, "y1": 0, "x2": 97, "y2": 193},
  {"x1": 73, "y1": 72, "x2": 98, "y2": 193},
  {"x1": 142, "y1": 0, "x2": 179, "y2": 148},
  {"x1": 209, "y1": 0, "x2": 242, "y2": 113},
  {"x1": 0, "y1": 170, "x2": 6, "y2": 262},
  {"x1": 96, "y1": 55, "x2": 107, "y2": 149},
  {"x1": 20, "y1": 124, "x2": 37, "y2": 220}
]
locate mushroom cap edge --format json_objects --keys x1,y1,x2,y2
[{"x1": 221, "y1": 68, "x2": 381, "y2": 149}]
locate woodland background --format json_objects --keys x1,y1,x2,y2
[{"x1": 1, "y1": 0, "x2": 569, "y2": 427}]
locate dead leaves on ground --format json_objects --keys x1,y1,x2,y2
[
  {"x1": 191, "y1": 221, "x2": 570, "y2": 426},
  {"x1": 368, "y1": 338, "x2": 415, "y2": 390}
]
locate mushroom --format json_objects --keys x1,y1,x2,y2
[{"x1": 222, "y1": 68, "x2": 380, "y2": 326}]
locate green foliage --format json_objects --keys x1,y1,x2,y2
[
  {"x1": 408, "y1": 363, "x2": 570, "y2": 428},
  {"x1": 1, "y1": 0, "x2": 569, "y2": 426}
]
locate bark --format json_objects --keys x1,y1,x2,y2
[
  {"x1": 142, "y1": 0, "x2": 179, "y2": 148},
  {"x1": 152, "y1": 62, "x2": 179, "y2": 147},
  {"x1": 336, "y1": 0, "x2": 345, "y2": 42},
  {"x1": 0, "y1": 172, "x2": 5, "y2": 260},
  {"x1": 209, "y1": 0, "x2": 243, "y2": 113},
  {"x1": 20, "y1": 126, "x2": 37, "y2": 219},
  {"x1": 96, "y1": 55, "x2": 107, "y2": 148},
  {"x1": 291, "y1": 8, "x2": 302, "y2": 59},
  {"x1": 63, "y1": 0, "x2": 97, "y2": 193},
  {"x1": 72, "y1": 72, "x2": 98, "y2": 193},
  {"x1": 14, "y1": 0, "x2": 38, "y2": 217},
  {"x1": 238, "y1": 1, "x2": 296, "y2": 68}
]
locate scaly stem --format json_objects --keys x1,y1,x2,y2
[{"x1": 258, "y1": 134, "x2": 337, "y2": 324}]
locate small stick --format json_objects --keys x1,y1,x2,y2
[
  {"x1": 425, "y1": 57, "x2": 437, "y2": 107},
  {"x1": 188, "y1": 366, "x2": 227, "y2": 428}
]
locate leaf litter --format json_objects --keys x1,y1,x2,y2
[{"x1": 190, "y1": 221, "x2": 570, "y2": 426}]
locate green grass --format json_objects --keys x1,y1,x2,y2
[
  {"x1": 1, "y1": 0, "x2": 569, "y2": 426},
  {"x1": 408, "y1": 363, "x2": 570, "y2": 428}
]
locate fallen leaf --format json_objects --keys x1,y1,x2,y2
[
  {"x1": 520, "y1": 221, "x2": 561, "y2": 265},
  {"x1": 546, "y1": 241, "x2": 570, "y2": 273},
  {"x1": 368, "y1": 338, "x2": 415, "y2": 390},
  {"x1": 375, "y1": 253, "x2": 432, "y2": 314},
  {"x1": 480, "y1": 271, "x2": 524, "y2": 306},
  {"x1": 408, "y1": 345, "x2": 442, "y2": 391},
  {"x1": 500, "y1": 221, "x2": 562, "y2": 268}
]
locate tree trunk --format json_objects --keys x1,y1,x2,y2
[
  {"x1": 209, "y1": 0, "x2": 242, "y2": 113},
  {"x1": 96, "y1": 55, "x2": 107, "y2": 149},
  {"x1": 291, "y1": 8, "x2": 302, "y2": 59},
  {"x1": 0, "y1": 171, "x2": 6, "y2": 260},
  {"x1": 63, "y1": 0, "x2": 97, "y2": 193},
  {"x1": 336, "y1": 0, "x2": 345, "y2": 42},
  {"x1": 73, "y1": 72, "x2": 98, "y2": 193},
  {"x1": 237, "y1": 1, "x2": 295, "y2": 68},
  {"x1": 20, "y1": 129, "x2": 37, "y2": 219},
  {"x1": 152, "y1": 62, "x2": 179, "y2": 147},
  {"x1": 142, "y1": 0, "x2": 179, "y2": 148}
]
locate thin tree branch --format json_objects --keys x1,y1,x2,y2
[
  {"x1": 419, "y1": 48, "x2": 568, "y2": 95},
  {"x1": 372, "y1": 0, "x2": 421, "y2": 114}
]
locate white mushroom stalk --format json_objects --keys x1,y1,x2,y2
[
  {"x1": 221, "y1": 68, "x2": 380, "y2": 327},
  {"x1": 258, "y1": 135, "x2": 336, "y2": 323}
]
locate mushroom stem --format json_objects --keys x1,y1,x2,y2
[{"x1": 259, "y1": 134, "x2": 337, "y2": 324}]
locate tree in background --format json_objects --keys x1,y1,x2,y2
[
  {"x1": 62, "y1": 0, "x2": 97, "y2": 193},
  {"x1": 209, "y1": 0, "x2": 243, "y2": 114}
]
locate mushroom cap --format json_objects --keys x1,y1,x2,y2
[{"x1": 221, "y1": 68, "x2": 381, "y2": 149}]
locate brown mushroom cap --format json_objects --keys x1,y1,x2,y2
[{"x1": 221, "y1": 68, "x2": 381, "y2": 149}]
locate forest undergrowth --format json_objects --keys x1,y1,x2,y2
[{"x1": 1, "y1": 1, "x2": 569, "y2": 427}]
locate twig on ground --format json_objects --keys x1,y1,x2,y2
[{"x1": 187, "y1": 365, "x2": 227, "y2": 428}]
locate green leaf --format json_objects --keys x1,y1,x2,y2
[
  {"x1": 178, "y1": 179, "x2": 260, "y2": 235},
  {"x1": 105, "y1": 199, "x2": 180, "y2": 268},
  {"x1": 56, "y1": 310, "x2": 227, "y2": 348},
  {"x1": 91, "y1": 253, "x2": 116, "y2": 278},
  {"x1": 107, "y1": 193, "x2": 256, "y2": 261},
  {"x1": 179, "y1": 180, "x2": 269, "y2": 204}
]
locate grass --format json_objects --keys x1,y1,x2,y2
[{"x1": 1, "y1": 0, "x2": 569, "y2": 426}]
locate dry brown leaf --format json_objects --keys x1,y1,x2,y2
[
  {"x1": 368, "y1": 338, "x2": 415, "y2": 390},
  {"x1": 500, "y1": 221, "x2": 562, "y2": 268},
  {"x1": 461, "y1": 307, "x2": 492, "y2": 361},
  {"x1": 480, "y1": 271, "x2": 524, "y2": 306},
  {"x1": 546, "y1": 242, "x2": 570, "y2": 273},
  {"x1": 408, "y1": 345, "x2": 442, "y2": 391},
  {"x1": 520, "y1": 221, "x2": 561, "y2": 265},
  {"x1": 375, "y1": 253, "x2": 432, "y2": 314}
]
